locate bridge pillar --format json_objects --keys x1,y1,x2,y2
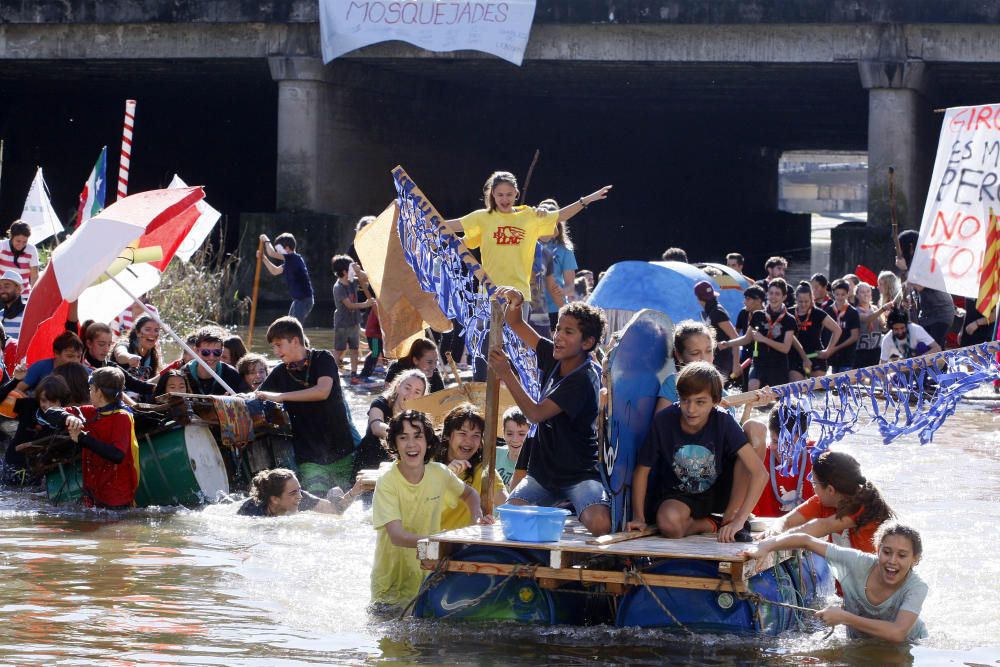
[{"x1": 831, "y1": 61, "x2": 934, "y2": 277}]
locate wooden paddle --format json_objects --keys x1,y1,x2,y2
[
  {"x1": 445, "y1": 351, "x2": 464, "y2": 388},
  {"x1": 247, "y1": 236, "x2": 264, "y2": 348}
]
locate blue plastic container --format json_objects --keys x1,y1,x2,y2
[{"x1": 495, "y1": 505, "x2": 570, "y2": 542}]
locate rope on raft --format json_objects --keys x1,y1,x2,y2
[
  {"x1": 393, "y1": 168, "x2": 541, "y2": 401},
  {"x1": 742, "y1": 341, "x2": 1000, "y2": 475}
]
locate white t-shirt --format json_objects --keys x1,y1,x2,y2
[{"x1": 880, "y1": 322, "x2": 936, "y2": 362}]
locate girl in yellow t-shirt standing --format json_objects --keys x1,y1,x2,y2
[
  {"x1": 370, "y1": 410, "x2": 491, "y2": 610},
  {"x1": 444, "y1": 171, "x2": 612, "y2": 379}
]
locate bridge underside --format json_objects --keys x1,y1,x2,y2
[{"x1": 2, "y1": 53, "x2": 1000, "y2": 301}]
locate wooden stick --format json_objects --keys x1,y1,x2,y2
[
  {"x1": 247, "y1": 237, "x2": 264, "y2": 348},
  {"x1": 587, "y1": 526, "x2": 657, "y2": 545},
  {"x1": 889, "y1": 167, "x2": 904, "y2": 262},
  {"x1": 445, "y1": 351, "x2": 463, "y2": 388},
  {"x1": 481, "y1": 301, "x2": 504, "y2": 516},
  {"x1": 519, "y1": 149, "x2": 541, "y2": 205},
  {"x1": 721, "y1": 340, "x2": 1000, "y2": 408}
]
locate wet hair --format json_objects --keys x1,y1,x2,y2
[
  {"x1": 83, "y1": 321, "x2": 112, "y2": 344},
  {"x1": 502, "y1": 406, "x2": 528, "y2": 427},
  {"x1": 743, "y1": 285, "x2": 766, "y2": 301},
  {"x1": 874, "y1": 521, "x2": 923, "y2": 559},
  {"x1": 482, "y1": 171, "x2": 519, "y2": 212},
  {"x1": 266, "y1": 316, "x2": 309, "y2": 347},
  {"x1": 765, "y1": 256, "x2": 788, "y2": 270},
  {"x1": 810, "y1": 273, "x2": 829, "y2": 289},
  {"x1": 887, "y1": 307, "x2": 910, "y2": 328},
  {"x1": 90, "y1": 366, "x2": 126, "y2": 403},
  {"x1": 250, "y1": 468, "x2": 297, "y2": 503},
  {"x1": 224, "y1": 336, "x2": 248, "y2": 366},
  {"x1": 673, "y1": 319, "x2": 716, "y2": 358},
  {"x1": 661, "y1": 247, "x2": 688, "y2": 262},
  {"x1": 54, "y1": 331, "x2": 84, "y2": 355},
  {"x1": 331, "y1": 254, "x2": 353, "y2": 277},
  {"x1": 355, "y1": 215, "x2": 376, "y2": 232},
  {"x1": 675, "y1": 361, "x2": 723, "y2": 403},
  {"x1": 36, "y1": 375, "x2": 71, "y2": 406},
  {"x1": 830, "y1": 278, "x2": 850, "y2": 294},
  {"x1": 274, "y1": 233, "x2": 296, "y2": 251},
  {"x1": 767, "y1": 399, "x2": 808, "y2": 436},
  {"x1": 811, "y1": 450, "x2": 894, "y2": 530},
  {"x1": 438, "y1": 403, "x2": 486, "y2": 480},
  {"x1": 557, "y1": 302, "x2": 606, "y2": 352},
  {"x1": 384, "y1": 369, "x2": 428, "y2": 410},
  {"x1": 154, "y1": 369, "x2": 189, "y2": 396},
  {"x1": 237, "y1": 353, "x2": 268, "y2": 378},
  {"x1": 387, "y1": 410, "x2": 438, "y2": 463},
  {"x1": 7, "y1": 220, "x2": 30, "y2": 238},
  {"x1": 53, "y1": 362, "x2": 91, "y2": 405},
  {"x1": 726, "y1": 252, "x2": 744, "y2": 267},
  {"x1": 194, "y1": 325, "x2": 227, "y2": 347},
  {"x1": 127, "y1": 315, "x2": 162, "y2": 371}
]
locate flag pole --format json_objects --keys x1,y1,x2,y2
[
  {"x1": 247, "y1": 237, "x2": 264, "y2": 348},
  {"x1": 117, "y1": 100, "x2": 136, "y2": 201},
  {"x1": 103, "y1": 270, "x2": 238, "y2": 395}
]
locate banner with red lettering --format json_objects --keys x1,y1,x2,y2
[
  {"x1": 910, "y1": 103, "x2": 1000, "y2": 297},
  {"x1": 319, "y1": 0, "x2": 537, "y2": 66}
]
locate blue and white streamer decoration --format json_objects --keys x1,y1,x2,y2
[
  {"x1": 771, "y1": 341, "x2": 1000, "y2": 476},
  {"x1": 392, "y1": 167, "x2": 541, "y2": 402}
]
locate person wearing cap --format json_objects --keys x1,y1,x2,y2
[
  {"x1": 0, "y1": 268, "x2": 25, "y2": 344},
  {"x1": 694, "y1": 280, "x2": 741, "y2": 381}
]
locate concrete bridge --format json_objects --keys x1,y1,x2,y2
[{"x1": 2, "y1": 0, "x2": 1000, "y2": 308}]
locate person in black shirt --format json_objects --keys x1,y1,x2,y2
[
  {"x1": 755, "y1": 257, "x2": 795, "y2": 307},
  {"x1": 788, "y1": 282, "x2": 840, "y2": 381},
  {"x1": 824, "y1": 279, "x2": 862, "y2": 373},
  {"x1": 256, "y1": 317, "x2": 357, "y2": 495},
  {"x1": 694, "y1": 281, "x2": 741, "y2": 382},
  {"x1": 810, "y1": 273, "x2": 832, "y2": 310},
  {"x1": 383, "y1": 337, "x2": 446, "y2": 393},
  {"x1": 723, "y1": 279, "x2": 795, "y2": 390},
  {"x1": 489, "y1": 289, "x2": 611, "y2": 537},
  {"x1": 237, "y1": 468, "x2": 361, "y2": 517},
  {"x1": 181, "y1": 326, "x2": 251, "y2": 396}
]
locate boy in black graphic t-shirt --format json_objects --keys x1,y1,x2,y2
[{"x1": 627, "y1": 362, "x2": 767, "y2": 543}]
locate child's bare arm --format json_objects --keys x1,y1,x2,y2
[
  {"x1": 626, "y1": 465, "x2": 652, "y2": 531},
  {"x1": 719, "y1": 444, "x2": 768, "y2": 542},
  {"x1": 460, "y1": 485, "x2": 493, "y2": 524},
  {"x1": 384, "y1": 519, "x2": 424, "y2": 548},
  {"x1": 256, "y1": 376, "x2": 333, "y2": 403}
]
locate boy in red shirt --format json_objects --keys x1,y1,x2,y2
[{"x1": 62, "y1": 367, "x2": 140, "y2": 509}]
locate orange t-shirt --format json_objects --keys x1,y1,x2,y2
[{"x1": 793, "y1": 494, "x2": 878, "y2": 553}]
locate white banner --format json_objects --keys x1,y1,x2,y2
[
  {"x1": 910, "y1": 103, "x2": 1000, "y2": 297},
  {"x1": 318, "y1": 0, "x2": 536, "y2": 66},
  {"x1": 21, "y1": 167, "x2": 63, "y2": 243}
]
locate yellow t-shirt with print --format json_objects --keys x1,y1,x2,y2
[
  {"x1": 370, "y1": 461, "x2": 466, "y2": 607},
  {"x1": 439, "y1": 462, "x2": 507, "y2": 531},
  {"x1": 460, "y1": 206, "x2": 558, "y2": 299}
]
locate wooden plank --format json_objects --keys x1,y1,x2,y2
[
  {"x1": 587, "y1": 526, "x2": 657, "y2": 545},
  {"x1": 719, "y1": 549, "x2": 792, "y2": 581},
  {"x1": 481, "y1": 300, "x2": 504, "y2": 517},
  {"x1": 424, "y1": 560, "x2": 745, "y2": 593},
  {"x1": 425, "y1": 519, "x2": 782, "y2": 563}
]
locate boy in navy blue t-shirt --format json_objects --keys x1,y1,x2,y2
[
  {"x1": 259, "y1": 233, "x2": 315, "y2": 325},
  {"x1": 628, "y1": 361, "x2": 767, "y2": 542}
]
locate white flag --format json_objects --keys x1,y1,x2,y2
[
  {"x1": 169, "y1": 174, "x2": 221, "y2": 262},
  {"x1": 21, "y1": 167, "x2": 63, "y2": 243}
]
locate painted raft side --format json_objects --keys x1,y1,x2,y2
[{"x1": 419, "y1": 517, "x2": 788, "y2": 581}]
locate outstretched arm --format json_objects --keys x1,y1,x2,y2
[
  {"x1": 816, "y1": 606, "x2": 921, "y2": 644},
  {"x1": 557, "y1": 185, "x2": 612, "y2": 223}
]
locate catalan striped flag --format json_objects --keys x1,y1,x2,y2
[{"x1": 978, "y1": 208, "x2": 1000, "y2": 318}]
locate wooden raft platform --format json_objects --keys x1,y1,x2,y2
[{"x1": 417, "y1": 518, "x2": 792, "y2": 594}]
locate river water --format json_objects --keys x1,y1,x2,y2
[{"x1": 1, "y1": 349, "x2": 999, "y2": 665}]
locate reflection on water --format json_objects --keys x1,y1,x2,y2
[{"x1": 1, "y1": 387, "x2": 999, "y2": 665}]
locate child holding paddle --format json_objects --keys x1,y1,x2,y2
[{"x1": 370, "y1": 410, "x2": 490, "y2": 610}]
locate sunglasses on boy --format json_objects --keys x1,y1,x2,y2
[{"x1": 199, "y1": 349, "x2": 224, "y2": 358}]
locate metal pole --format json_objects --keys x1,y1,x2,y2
[{"x1": 103, "y1": 270, "x2": 237, "y2": 395}]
